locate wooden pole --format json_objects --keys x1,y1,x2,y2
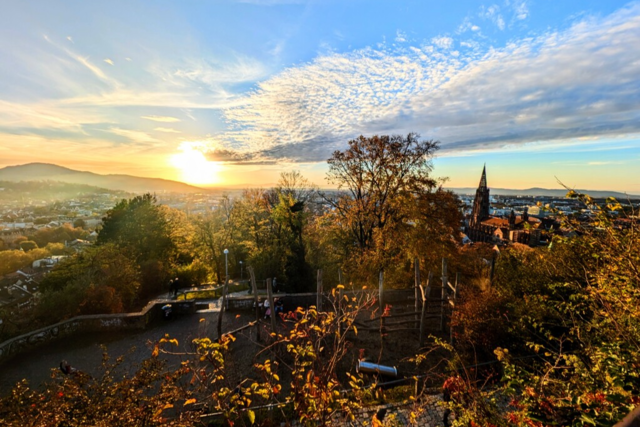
[
  {"x1": 266, "y1": 278, "x2": 277, "y2": 336},
  {"x1": 489, "y1": 256, "x2": 496, "y2": 288},
  {"x1": 338, "y1": 286, "x2": 344, "y2": 336},
  {"x1": 450, "y1": 272, "x2": 459, "y2": 345},
  {"x1": 414, "y1": 258, "x2": 421, "y2": 328},
  {"x1": 217, "y1": 278, "x2": 228, "y2": 341},
  {"x1": 419, "y1": 271, "x2": 433, "y2": 348},
  {"x1": 378, "y1": 270, "x2": 384, "y2": 311},
  {"x1": 316, "y1": 269, "x2": 323, "y2": 311},
  {"x1": 440, "y1": 258, "x2": 447, "y2": 332},
  {"x1": 248, "y1": 266, "x2": 261, "y2": 342}
]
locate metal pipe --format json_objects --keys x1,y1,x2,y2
[{"x1": 357, "y1": 361, "x2": 398, "y2": 377}]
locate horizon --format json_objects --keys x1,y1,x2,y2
[
  {"x1": 1, "y1": 1, "x2": 639, "y2": 192},
  {"x1": 3, "y1": 161, "x2": 639, "y2": 197}
]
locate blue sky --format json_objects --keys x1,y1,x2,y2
[{"x1": 0, "y1": 0, "x2": 639, "y2": 192}]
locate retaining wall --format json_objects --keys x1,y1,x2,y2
[{"x1": 0, "y1": 300, "x2": 196, "y2": 366}]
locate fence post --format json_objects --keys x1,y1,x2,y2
[
  {"x1": 217, "y1": 278, "x2": 228, "y2": 341},
  {"x1": 419, "y1": 271, "x2": 433, "y2": 348},
  {"x1": 414, "y1": 258, "x2": 421, "y2": 328},
  {"x1": 489, "y1": 256, "x2": 496, "y2": 288},
  {"x1": 440, "y1": 258, "x2": 447, "y2": 332},
  {"x1": 316, "y1": 269, "x2": 323, "y2": 311},
  {"x1": 450, "y1": 272, "x2": 459, "y2": 345},
  {"x1": 266, "y1": 278, "x2": 277, "y2": 336},
  {"x1": 248, "y1": 266, "x2": 261, "y2": 342},
  {"x1": 338, "y1": 286, "x2": 344, "y2": 336}
]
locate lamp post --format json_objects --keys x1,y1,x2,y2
[
  {"x1": 223, "y1": 249, "x2": 229, "y2": 282},
  {"x1": 239, "y1": 260, "x2": 243, "y2": 280}
]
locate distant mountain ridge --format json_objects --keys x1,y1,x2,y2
[
  {"x1": 0, "y1": 163, "x2": 206, "y2": 193},
  {"x1": 448, "y1": 186, "x2": 639, "y2": 199}
]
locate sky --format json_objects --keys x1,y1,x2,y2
[{"x1": 0, "y1": 0, "x2": 639, "y2": 193}]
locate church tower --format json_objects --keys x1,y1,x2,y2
[{"x1": 469, "y1": 165, "x2": 490, "y2": 229}]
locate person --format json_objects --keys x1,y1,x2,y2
[
  {"x1": 162, "y1": 304, "x2": 173, "y2": 319},
  {"x1": 59, "y1": 360, "x2": 77, "y2": 375},
  {"x1": 173, "y1": 277, "x2": 179, "y2": 298},
  {"x1": 263, "y1": 298, "x2": 270, "y2": 319},
  {"x1": 272, "y1": 277, "x2": 278, "y2": 293},
  {"x1": 274, "y1": 298, "x2": 284, "y2": 317}
]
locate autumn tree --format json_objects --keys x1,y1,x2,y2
[{"x1": 325, "y1": 133, "x2": 458, "y2": 284}]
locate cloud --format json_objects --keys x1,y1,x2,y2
[
  {"x1": 395, "y1": 30, "x2": 407, "y2": 43},
  {"x1": 431, "y1": 36, "x2": 454, "y2": 49},
  {"x1": 141, "y1": 115, "x2": 181, "y2": 123},
  {"x1": 212, "y1": 4, "x2": 640, "y2": 163},
  {"x1": 107, "y1": 127, "x2": 163, "y2": 145},
  {"x1": 104, "y1": 58, "x2": 114, "y2": 66},
  {"x1": 480, "y1": 4, "x2": 506, "y2": 30},
  {"x1": 587, "y1": 161, "x2": 626, "y2": 166},
  {"x1": 512, "y1": 1, "x2": 529, "y2": 20},
  {"x1": 154, "y1": 127, "x2": 181, "y2": 133}
]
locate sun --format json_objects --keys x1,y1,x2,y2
[{"x1": 170, "y1": 146, "x2": 223, "y2": 186}]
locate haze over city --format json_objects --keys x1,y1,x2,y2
[{"x1": 1, "y1": 0, "x2": 639, "y2": 192}]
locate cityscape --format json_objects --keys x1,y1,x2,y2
[{"x1": 1, "y1": 1, "x2": 639, "y2": 426}]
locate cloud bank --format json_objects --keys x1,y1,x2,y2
[{"x1": 217, "y1": 4, "x2": 640, "y2": 163}]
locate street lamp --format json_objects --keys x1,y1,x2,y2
[
  {"x1": 239, "y1": 260, "x2": 243, "y2": 280},
  {"x1": 223, "y1": 248, "x2": 229, "y2": 282}
]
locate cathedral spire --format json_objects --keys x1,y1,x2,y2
[
  {"x1": 479, "y1": 164, "x2": 487, "y2": 188},
  {"x1": 469, "y1": 165, "x2": 491, "y2": 228}
]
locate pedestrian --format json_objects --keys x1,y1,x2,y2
[
  {"x1": 59, "y1": 360, "x2": 77, "y2": 375},
  {"x1": 173, "y1": 277, "x2": 179, "y2": 298},
  {"x1": 272, "y1": 276, "x2": 278, "y2": 293},
  {"x1": 263, "y1": 298, "x2": 270, "y2": 319}
]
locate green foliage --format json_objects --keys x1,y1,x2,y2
[
  {"x1": 37, "y1": 244, "x2": 141, "y2": 321},
  {"x1": 19, "y1": 240, "x2": 38, "y2": 252},
  {"x1": 98, "y1": 193, "x2": 175, "y2": 264}
]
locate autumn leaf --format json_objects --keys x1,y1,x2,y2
[{"x1": 184, "y1": 398, "x2": 197, "y2": 405}]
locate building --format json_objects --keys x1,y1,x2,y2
[{"x1": 466, "y1": 166, "x2": 542, "y2": 246}]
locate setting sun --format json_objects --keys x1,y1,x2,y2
[{"x1": 170, "y1": 145, "x2": 223, "y2": 186}]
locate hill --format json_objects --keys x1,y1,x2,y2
[
  {"x1": 448, "y1": 186, "x2": 639, "y2": 199},
  {"x1": 0, "y1": 181, "x2": 128, "y2": 204},
  {"x1": 0, "y1": 163, "x2": 206, "y2": 194}
]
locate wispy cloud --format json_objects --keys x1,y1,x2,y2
[
  {"x1": 211, "y1": 4, "x2": 640, "y2": 163},
  {"x1": 431, "y1": 36, "x2": 454, "y2": 49},
  {"x1": 104, "y1": 58, "x2": 114, "y2": 66},
  {"x1": 480, "y1": 4, "x2": 505, "y2": 30},
  {"x1": 107, "y1": 127, "x2": 163, "y2": 146},
  {"x1": 141, "y1": 115, "x2": 181, "y2": 123},
  {"x1": 154, "y1": 127, "x2": 181, "y2": 133}
]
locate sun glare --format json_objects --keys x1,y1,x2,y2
[{"x1": 170, "y1": 146, "x2": 223, "y2": 186}]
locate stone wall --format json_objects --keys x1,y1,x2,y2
[{"x1": 0, "y1": 300, "x2": 196, "y2": 366}]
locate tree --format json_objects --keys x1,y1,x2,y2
[
  {"x1": 98, "y1": 194, "x2": 175, "y2": 264},
  {"x1": 325, "y1": 134, "x2": 444, "y2": 282},
  {"x1": 19, "y1": 240, "x2": 38, "y2": 252}
]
